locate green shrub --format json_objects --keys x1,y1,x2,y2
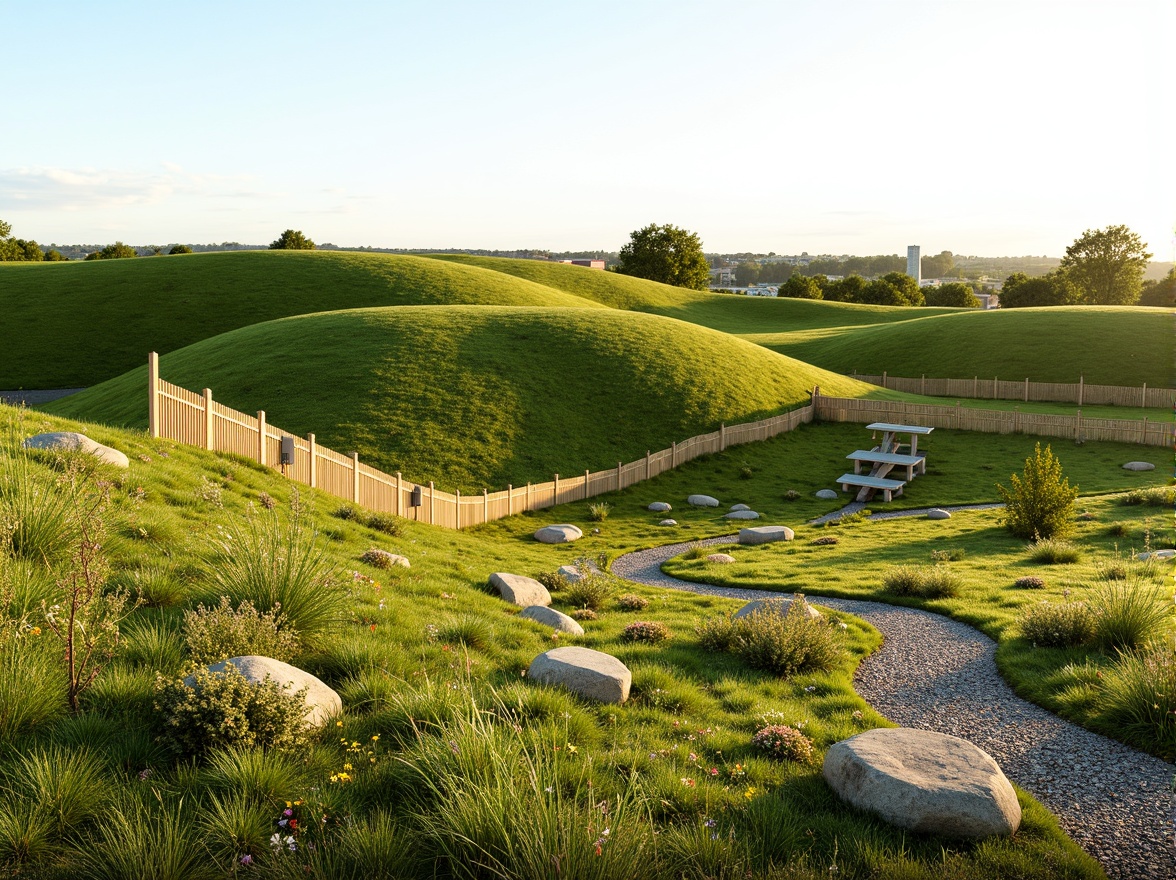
[
  {"x1": 535, "y1": 571, "x2": 569, "y2": 593},
  {"x1": 695, "y1": 612, "x2": 738, "y2": 652},
  {"x1": 1095, "y1": 560, "x2": 1128, "y2": 581},
  {"x1": 360, "y1": 548, "x2": 400, "y2": 570},
  {"x1": 881, "y1": 564, "x2": 960, "y2": 598},
  {"x1": 1088, "y1": 581, "x2": 1170, "y2": 653},
  {"x1": 587, "y1": 502, "x2": 611, "y2": 522},
  {"x1": 616, "y1": 594, "x2": 649, "y2": 612},
  {"x1": 193, "y1": 476, "x2": 224, "y2": 509},
  {"x1": 333, "y1": 504, "x2": 359, "y2": 521},
  {"x1": 997, "y1": 443, "x2": 1077, "y2": 539},
  {"x1": 1106, "y1": 520, "x2": 1131, "y2": 537},
  {"x1": 783, "y1": 489, "x2": 801, "y2": 501},
  {"x1": 209, "y1": 506, "x2": 342, "y2": 644},
  {"x1": 734, "y1": 598, "x2": 844, "y2": 676},
  {"x1": 563, "y1": 573, "x2": 612, "y2": 611},
  {"x1": 622, "y1": 621, "x2": 671, "y2": 643},
  {"x1": 569, "y1": 608, "x2": 597, "y2": 622},
  {"x1": 123, "y1": 618, "x2": 185, "y2": 674},
  {"x1": 154, "y1": 662, "x2": 310, "y2": 757},
  {"x1": 1028, "y1": 538, "x2": 1082, "y2": 564},
  {"x1": 810, "y1": 535, "x2": 838, "y2": 546},
  {"x1": 1121, "y1": 487, "x2": 1176, "y2": 507},
  {"x1": 751, "y1": 724, "x2": 815, "y2": 764},
  {"x1": 182, "y1": 597, "x2": 300, "y2": 666},
  {"x1": 739, "y1": 463, "x2": 754, "y2": 480},
  {"x1": 365, "y1": 512, "x2": 404, "y2": 537},
  {"x1": 930, "y1": 548, "x2": 965, "y2": 562},
  {"x1": 1097, "y1": 645, "x2": 1176, "y2": 760},
  {"x1": 1020, "y1": 600, "x2": 1094, "y2": 648},
  {"x1": 1013, "y1": 576, "x2": 1046, "y2": 590}
]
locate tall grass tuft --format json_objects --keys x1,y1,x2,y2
[
  {"x1": 1020, "y1": 601, "x2": 1094, "y2": 648},
  {"x1": 4, "y1": 746, "x2": 109, "y2": 838},
  {"x1": 0, "y1": 434, "x2": 81, "y2": 565},
  {"x1": 1098, "y1": 645, "x2": 1176, "y2": 760},
  {"x1": 0, "y1": 631, "x2": 66, "y2": 744},
  {"x1": 1028, "y1": 538, "x2": 1082, "y2": 565},
  {"x1": 563, "y1": 573, "x2": 613, "y2": 611},
  {"x1": 209, "y1": 503, "x2": 343, "y2": 644},
  {"x1": 1088, "y1": 580, "x2": 1170, "y2": 653},
  {"x1": 881, "y1": 564, "x2": 961, "y2": 598},
  {"x1": 267, "y1": 810, "x2": 421, "y2": 879}
]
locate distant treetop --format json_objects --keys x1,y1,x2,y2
[
  {"x1": 615, "y1": 223, "x2": 710, "y2": 290},
  {"x1": 269, "y1": 229, "x2": 316, "y2": 251}
]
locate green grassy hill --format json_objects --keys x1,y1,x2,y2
[
  {"x1": 0, "y1": 251, "x2": 607, "y2": 388},
  {"x1": 45, "y1": 306, "x2": 884, "y2": 491},
  {"x1": 759, "y1": 306, "x2": 1176, "y2": 386}
]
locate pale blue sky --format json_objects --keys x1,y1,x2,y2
[{"x1": 3, "y1": 0, "x2": 1172, "y2": 257}]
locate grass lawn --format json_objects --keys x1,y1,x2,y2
[{"x1": 0, "y1": 404, "x2": 1109, "y2": 878}]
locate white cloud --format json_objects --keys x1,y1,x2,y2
[{"x1": 0, "y1": 166, "x2": 266, "y2": 212}]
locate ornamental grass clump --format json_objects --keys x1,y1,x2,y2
[
  {"x1": 623, "y1": 621, "x2": 671, "y2": 643},
  {"x1": 1097, "y1": 644, "x2": 1176, "y2": 760},
  {"x1": 695, "y1": 612, "x2": 738, "y2": 652},
  {"x1": 997, "y1": 442, "x2": 1078, "y2": 540},
  {"x1": 881, "y1": 564, "x2": 960, "y2": 599},
  {"x1": 1020, "y1": 600, "x2": 1094, "y2": 648},
  {"x1": 1028, "y1": 538, "x2": 1082, "y2": 565},
  {"x1": 734, "y1": 598, "x2": 844, "y2": 676},
  {"x1": 563, "y1": 573, "x2": 613, "y2": 611},
  {"x1": 1087, "y1": 580, "x2": 1170, "y2": 654},
  {"x1": 535, "y1": 571, "x2": 569, "y2": 593},
  {"x1": 587, "y1": 502, "x2": 611, "y2": 522},
  {"x1": 751, "y1": 724, "x2": 815, "y2": 764}
]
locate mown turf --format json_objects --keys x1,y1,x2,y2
[
  {"x1": 0, "y1": 405, "x2": 1107, "y2": 879},
  {"x1": 45, "y1": 307, "x2": 888, "y2": 492},
  {"x1": 759, "y1": 306, "x2": 1176, "y2": 386}
]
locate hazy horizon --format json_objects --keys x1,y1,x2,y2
[{"x1": 4, "y1": 0, "x2": 1172, "y2": 260}]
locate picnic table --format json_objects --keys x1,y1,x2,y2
[
  {"x1": 846, "y1": 449, "x2": 926, "y2": 481},
  {"x1": 865, "y1": 422, "x2": 934, "y2": 457}
]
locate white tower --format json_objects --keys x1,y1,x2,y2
[{"x1": 907, "y1": 245, "x2": 921, "y2": 286}]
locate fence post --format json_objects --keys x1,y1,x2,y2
[
  {"x1": 1075, "y1": 409, "x2": 1082, "y2": 441},
  {"x1": 553, "y1": 474, "x2": 559, "y2": 505},
  {"x1": 993, "y1": 376, "x2": 997, "y2": 399},
  {"x1": 1014, "y1": 406, "x2": 1020, "y2": 433},
  {"x1": 584, "y1": 469, "x2": 590, "y2": 500},
  {"x1": 955, "y1": 401, "x2": 961, "y2": 429},
  {"x1": 147, "y1": 352, "x2": 160, "y2": 439},
  {"x1": 672, "y1": 441, "x2": 677, "y2": 468},
  {"x1": 508, "y1": 484, "x2": 513, "y2": 516},
  {"x1": 203, "y1": 388, "x2": 214, "y2": 450},
  {"x1": 616, "y1": 461, "x2": 623, "y2": 491},
  {"x1": 257, "y1": 411, "x2": 267, "y2": 466},
  {"x1": 646, "y1": 450, "x2": 651, "y2": 480},
  {"x1": 308, "y1": 434, "x2": 317, "y2": 487},
  {"x1": 973, "y1": 376, "x2": 978, "y2": 397},
  {"x1": 455, "y1": 489, "x2": 461, "y2": 529},
  {"x1": 882, "y1": 371, "x2": 887, "y2": 388},
  {"x1": 1141, "y1": 382, "x2": 1147, "y2": 408},
  {"x1": 921, "y1": 374, "x2": 925, "y2": 395},
  {"x1": 429, "y1": 481, "x2": 435, "y2": 524},
  {"x1": 1078, "y1": 375, "x2": 1084, "y2": 406},
  {"x1": 720, "y1": 423, "x2": 726, "y2": 451},
  {"x1": 526, "y1": 482, "x2": 531, "y2": 512},
  {"x1": 1024, "y1": 377, "x2": 1029, "y2": 403},
  {"x1": 395, "y1": 471, "x2": 402, "y2": 515},
  {"x1": 484, "y1": 489, "x2": 489, "y2": 524},
  {"x1": 351, "y1": 452, "x2": 360, "y2": 503}
]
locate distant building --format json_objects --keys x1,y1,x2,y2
[
  {"x1": 710, "y1": 266, "x2": 736, "y2": 286},
  {"x1": 557, "y1": 259, "x2": 605, "y2": 270},
  {"x1": 907, "y1": 245, "x2": 921, "y2": 286},
  {"x1": 976, "y1": 293, "x2": 1000, "y2": 309}
]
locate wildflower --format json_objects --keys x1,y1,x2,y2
[
  {"x1": 566, "y1": 743, "x2": 578, "y2": 754},
  {"x1": 804, "y1": 685, "x2": 816, "y2": 693},
  {"x1": 239, "y1": 854, "x2": 253, "y2": 866},
  {"x1": 336, "y1": 721, "x2": 344, "y2": 728},
  {"x1": 370, "y1": 624, "x2": 377, "y2": 632},
  {"x1": 852, "y1": 710, "x2": 864, "y2": 721},
  {"x1": 744, "y1": 786, "x2": 756, "y2": 800},
  {"x1": 709, "y1": 767, "x2": 719, "y2": 776},
  {"x1": 689, "y1": 752, "x2": 698, "y2": 762},
  {"x1": 28, "y1": 626, "x2": 41, "y2": 637},
  {"x1": 704, "y1": 819, "x2": 717, "y2": 828},
  {"x1": 680, "y1": 777, "x2": 696, "y2": 788},
  {"x1": 283, "y1": 808, "x2": 293, "y2": 817},
  {"x1": 545, "y1": 786, "x2": 554, "y2": 793}
]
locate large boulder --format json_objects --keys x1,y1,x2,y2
[
  {"x1": 815, "y1": 489, "x2": 839, "y2": 500},
  {"x1": 648, "y1": 502, "x2": 672, "y2": 512},
  {"x1": 489, "y1": 572, "x2": 552, "y2": 607},
  {"x1": 734, "y1": 596, "x2": 820, "y2": 620},
  {"x1": 1122, "y1": 461, "x2": 1155, "y2": 471},
  {"x1": 519, "y1": 605, "x2": 584, "y2": 635},
  {"x1": 1137, "y1": 549, "x2": 1176, "y2": 562},
  {"x1": 823, "y1": 728, "x2": 1021, "y2": 839},
  {"x1": 926, "y1": 509, "x2": 951, "y2": 520},
  {"x1": 534, "y1": 524, "x2": 582, "y2": 544},
  {"x1": 187, "y1": 656, "x2": 341, "y2": 729},
  {"x1": 725, "y1": 510, "x2": 760, "y2": 520},
  {"x1": 23, "y1": 431, "x2": 129, "y2": 469},
  {"x1": 738, "y1": 525, "x2": 794, "y2": 545},
  {"x1": 527, "y1": 646, "x2": 631, "y2": 704},
  {"x1": 687, "y1": 494, "x2": 720, "y2": 507}
]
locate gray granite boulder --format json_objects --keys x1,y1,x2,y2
[
  {"x1": 730, "y1": 503, "x2": 751, "y2": 512},
  {"x1": 489, "y1": 572, "x2": 552, "y2": 607},
  {"x1": 687, "y1": 494, "x2": 720, "y2": 507},
  {"x1": 823, "y1": 728, "x2": 1021, "y2": 839},
  {"x1": 23, "y1": 431, "x2": 130, "y2": 469},
  {"x1": 648, "y1": 501, "x2": 672, "y2": 512},
  {"x1": 706, "y1": 553, "x2": 736, "y2": 564},
  {"x1": 519, "y1": 605, "x2": 584, "y2": 635},
  {"x1": 926, "y1": 509, "x2": 951, "y2": 520},
  {"x1": 734, "y1": 596, "x2": 820, "y2": 620},
  {"x1": 534, "y1": 524, "x2": 582, "y2": 544},
  {"x1": 1122, "y1": 461, "x2": 1155, "y2": 471},
  {"x1": 557, "y1": 564, "x2": 586, "y2": 584},
  {"x1": 725, "y1": 510, "x2": 760, "y2": 520},
  {"x1": 187, "y1": 656, "x2": 341, "y2": 729},
  {"x1": 816, "y1": 489, "x2": 839, "y2": 500},
  {"x1": 738, "y1": 525, "x2": 794, "y2": 545},
  {"x1": 1137, "y1": 549, "x2": 1176, "y2": 561},
  {"x1": 659, "y1": 519, "x2": 678, "y2": 526},
  {"x1": 527, "y1": 647, "x2": 631, "y2": 704}
]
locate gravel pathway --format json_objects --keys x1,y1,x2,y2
[{"x1": 612, "y1": 534, "x2": 1175, "y2": 880}]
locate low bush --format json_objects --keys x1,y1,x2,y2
[
  {"x1": 616, "y1": 594, "x2": 649, "y2": 612},
  {"x1": 735, "y1": 598, "x2": 844, "y2": 676},
  {"x1": 810, "y1": 536, "x2": 839, "y2": 546},
  {"x1": 154, "y1": 662, "x2": 310, "y2": 757},
  {"x1": 569, "y1": 608, "x2": 597, "y2": 622},
  {"x1": 365, "y1": 512, "x2": 404, "y2": 537},
  {"x1": 182, "y1": 597, "x2": 300, "y2": 666},
  {"x1": 622, "y1": 621, "x2": 671, "y2": 643},
  {"x1": 1095, "y1": 560, "x2": 1128, "y2": 581},
  {"x1": 881, "y1": 564, "x2": 960, "y2": 599},
  {"x1": 930, "y1": 548, "x2": 965, "y2": 562},
  {"x1": 563, "y1": 573, "x2": 612, "y2": 611},
  {"x1": 535, "y1": 571, "x2": 569, "y2": 593},
  {"x1": 1098, "y1": 644, "x2": 1176, "y2": 759},
  {"x1": 1106, "y1": 521, "x2": 1131, "y2": 537},
  {"x1": 695, "y1": 612, "x2": 737, "y2": 652},
  {"x1": 783, "y1": 489, "x2": 801, "y2": 501},
  {"x1": 1120, "y1": 487, "x2": 1176, "y2": 507},
  {"x1": 1088, "y1": 581, "x2": 1170, "y2": 654},
  {"x1": 333, "y1": 504, "x2": 359, "y2": 521},
  {"x1": 113, "y1": 560, "x2": 188, "y2": 608},
  {"x1": 1013, "y1": 576, "x2": 1047, "y2": 590},
  {"x1": 1020, "y1": 600, "x2": 1094, "y2": 648},
  {"x1": 739, "y1": 463, "x2": 754, "y2": 480},
  {"x1": 682, "y1": 542, "x2": 711, "y2": 561},
  {"x1": 1028, "y1": 538, "x2": 1082, "y2": 565},
  {"x1": 997, "y1": 442, "x2": 1077, "y2": 539},
  {"x1": 360, "y1": 548, "x2": 401, "y2": 570},
  {"x1": 439, "y1": 614, "x2": 494, "y2": 650},
  {"x1": 751, "y1": 724, "x2": 815, "y2": 764},
  {"x1": 587, "y1": 502, "x2": 611, "y2": 522}
]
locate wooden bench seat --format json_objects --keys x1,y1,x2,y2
[
  {"x1": 847, "y1": 450, "x2": 926, "y2": 480},
  {"x1": 836, "y1": 473, "x2": 906, "y2": 502}
]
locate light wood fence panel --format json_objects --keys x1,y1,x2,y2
[{"x1": 850, "y1": 371, "x2": 1174, "y2": 408}]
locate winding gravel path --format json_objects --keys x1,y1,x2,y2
[{"x1": 612, "y1": 532, "x2": 1175, "y2": 880}]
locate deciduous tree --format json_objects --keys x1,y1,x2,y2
[
  {"x1": 923, "y1": 282, "x2": 980, "y2": 308},
  {"x1": 269, "y1": 229, "x2": 316, "y2": 251},
  {"x1": 1000, "y1": 271, "x2": 1081, "y2": 308},
  {"x1": 169, "y1": 244, "x2": 193, "y2": 255},
  {"x1": 615, "y1": 223, "x2": 710, "y2": 290},
  {"x1": 84, "y1": 242, "x2": 138, "y2": 260},
  {"x1": 1060, "y1": 224, "x2": 1151, "y2": 305},
  {"x1": 779, "y1": 274, "x2": 823, "y2": 299},
  {"x1": 1138, "y1": 268, "x2": 1176, "y2": 307}
]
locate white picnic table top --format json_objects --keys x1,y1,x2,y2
[
  {"x1": 837, "y1": 473, "x2": 906, "y2": 489},
  {"x1": 846, "y1": 450, "x2": 925, "y2": 465},
  {"x1": 866, "y1": 422, "x2": 935, "y2": 435}
]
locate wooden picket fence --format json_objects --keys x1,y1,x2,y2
[
  {"x1": 146, "y1": 354, "x2": 1172, "y2": 530},
  {"x1": 851, "y1": 371, "x2": 1175, "y2": 409}
]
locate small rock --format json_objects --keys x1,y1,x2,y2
[
  {"x1": 187, "y1": 656, "x2": 341, "y2": 729},
  {"x1": 823, "y1": 728, "x2": 1021, "y2": 839},
  {"x1": 734, "y1": 597, "x2": 820, "y2": 620},
  {"x1": 927, "y1": 509, "x2": 951, "y2": 520},
  {"x1": 534, "y1": 524, "x2": 583, "y2": 544},
  {"x1": 659, "y1": 519, "x2": 678, "y2": 526},
  {"x1": 362, "y1": 548, "x2": 410, "y2": 568},
  {"x1": 725, "y1": 510, "x2": 760, "y2": 520},
  {"x1": 23, "y1": 431, "x2": 130, "y2": 469},
  {"x1": 816, "y1": 489, "x2": 839, "y2": 500},
  {"x1": 489, "y1": 572, "x2": 552, "y2": 607},
  {"x1": 1138, "y1": 549, "x2": 1175, "y2": 561},
  {"x1": 648, "y1": 502, "x2": 672, "y2": 512},
  {"x1": 557, "y1": 564, "x2": 586, "y2": 584},
  {"x1": 687, "y1": 494, "x2": 720, "y2": 507},
  {"x1": 519, "y1": 605, "x2": 585, "y2": 635},
  {"x1": 1122, "y1": 461, "x2": 1155, "y2": 471},
  {"x1": 707, "y1": 553, "x2": 736, "y2": 564},
  {"x1": 738, "y1": 525, "x2": 794, "y2": 545},
  {"x1": 730, "y1": 503, "x2": 751, "y2": 512},
  {"x1": 527, "y1": 646, "x2": 631, "y2": 704}
]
